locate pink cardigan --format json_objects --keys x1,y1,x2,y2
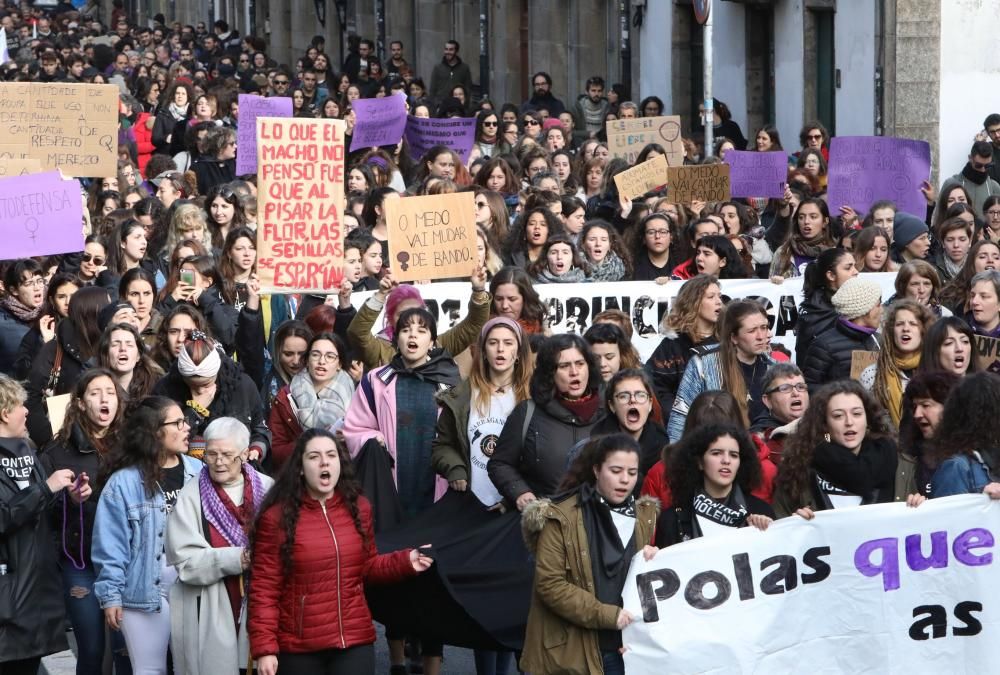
[{"x1": 342, "y1": 367, "x2": 448, "y2": 501}]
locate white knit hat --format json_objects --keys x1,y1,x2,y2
[{"x1": 831, "y1": 277, "x2": 882, "y2": 320}]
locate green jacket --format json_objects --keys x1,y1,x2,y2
[
  {"x1": 519, "y1": 493, "x2": 659, "y2": 675},
  {"x1": 431, "y1": 379, "x2": 474, "y2": 482},
  {"x1": 346, "y1": 291, "x2": 492, "y2": 369}
]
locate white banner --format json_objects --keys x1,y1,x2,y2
[
  {"x1": 621, "y1": 495, "x2": 1000, "y2": 674},
  {"x1": 353, "y1": 274, "x2": 898, "y2": 361}
]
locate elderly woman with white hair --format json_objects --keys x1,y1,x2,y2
[{"x1": 165, "y1": 416, "x2": 274, "y2": 675}]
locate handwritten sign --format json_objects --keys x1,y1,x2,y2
[
  {"x1": 725, "y1": 150, "x2": 788, "y2": 198},
  {"x1": 827, "y1": 136, "x2": 931, "y2": 218},
  {"x1": 385, "y1": 192, "x2": 477, "y2": 282},
  {"x1": 404, "y1": 115, "x2": 477, "y2": 163},
  {"x1": 974, "y1": 334, "x2": 1000, "y2": 374},
  {"x1": 850, "y1": 350, "x2": 879, "y2": 381},
  {"x1": 256, "y1": 117, "x2": 346, "y2": 294},
  {"x1": 0, "y1": 158, "x2": 42, "y2": 178},
  {"x1": 236, "y1": 94, "x2": 292, "y2": 175},
  {"x1": 350, "y1": 94, "x2": 408, "y2": 152},
  {"x1": 666, "y1": 164, "x2": 730, "y2": 203},
  {"x1": 0, "y1": 170, "x2": 85, "y2": 257},
  {"x1": 0, "y1": 82, "x2": 118, "y2": 177},
  {"x1": 607, "y1": 115, "x2": 684, "y2": 167},
  {"x1": 613, "y1": 154, "x2": 669, "y2": 200}
]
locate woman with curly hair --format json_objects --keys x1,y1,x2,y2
[
  {"x1": 249, "y1": 429, "x2": 432, "y2": 675},
  {"x1": 504, "y1": 207, "x2": 565, "y2": 269},
  {"x1": 769, "y1": 198, "x2": 836, "y2": 278},
  {"x1": 772, "y1": 380, "x2": 904, "y2": 518},
  {"x1": 645, "y1": 275, "x2": 721, "y2": 414},
  {"x1": 520, "y1": 433, "x2": 658, "y2": 675},
  {"x1": 860, "y1": 300, "x2": 934, "y2": 427},
  {"x1": 928, "y1": 373, "x2": 1000, "y2": 499},
  {"x1": 654, "y1": 423, "x2": 772, "y2": 546}
]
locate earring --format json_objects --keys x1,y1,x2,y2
[{"x1": 824, "y1": 433, "x2": 831, "y2": 443}]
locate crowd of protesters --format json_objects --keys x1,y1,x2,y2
[{"x1": 6, "y1": 4, "x2": 1000, "y2": 675}]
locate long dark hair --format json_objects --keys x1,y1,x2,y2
[
  {"x1": 559, "y1": 432, "x2": 640, "y2": 492},
  {"x1": 489, "y1": 266, "x2": 546, "y2": 327},
  {"x1": 97, "y1": 322, "x2": 163, "y2": 404},
  {"x1": 103, "y1": 396, "x2": 179, "y2": 497},
  {"x1": 776, "y1": 380, "x2": 892, "y2": 507},
  {"x1": 802, "y1": 247, "x2": 851, "y2": 299},
  {"x1": 667, "y1": 423, "x2": 762, "y2": 508},
  {"x1": 68, "y1": 286, "x2": 112, "y2": 360},
  {"x1": 919, "y1": 316, "x2": 977, "y2": 375},
  {"x1": 930, "y1": 372, "x2": 1000, "y2": 464},
  {"x1": 250, "y1": 429, "x2": 367, "y2": 577},
  {"x1": 54, "y1": 367, "x2": 125, "y2": 450}
]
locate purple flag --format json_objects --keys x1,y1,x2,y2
[
  {"x1": 236, "y1": 94, "x2": 293, "y2": 175},
  {"x1": 0, "y1": 170, "x2": 84, "y2": 258},
  {"x1": 350, "y1": 94, "x2": 408, "y2": 152},
  {"x1": 404, "y1": 115, "x2": 477, "y2": 163},
  {"x1": 827, "y1": 136, "x2": 931, "y2": 218},
  {"x1": 724, "y1": 150, "x2": 788, "y2": 198}
]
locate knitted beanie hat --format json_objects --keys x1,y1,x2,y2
[
  {"x1": 893, "y1": 212, "x2": 927, "y2": 248},
  {"x1": 832, "y1": 277, "x2": 882, "y2": 320}
]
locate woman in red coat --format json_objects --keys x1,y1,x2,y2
[{"x1": 249, "y1": 429, "x2": 432, "y2": 674}]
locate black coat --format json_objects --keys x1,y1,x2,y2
[
  {"x1": 488, "y1": 396, "x2": 605, "y2": 505},
  {"x1": 192, "y1": 156, "x2": 236, "y2": 195},
  {"x1": 151, "y1": 108, "x2": 188, "y2": 156},
  {"x1": 586, "y1": 415, "x2": 669, "y2": 476},
  {"x1": 25, "y1": 319, "x2": 95, "y2": 448},
  {"x1": 654, "y1": 493, "x2": 775, "y2": 548},
  {"x1": 644, "y1": 330, "x2": 718, "y2": 415},
  {"x1": 795, "y1": 289, "x2": 837, "y2": 366},
  {"x1": 152, "y1": 355, "x2": 271, "y2": 460},
  {"x1": 0, "y1": 437, "x2": 69, "y2": 661},
  {"x1": 41, "y1": 423, "x2": 108, "y2": 567},
  {"x1": 800, "y1": 319, "x2": 879, "y2": 389}
]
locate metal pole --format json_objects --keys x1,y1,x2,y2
[
  {"x1": 479, "y1": 0, "x2": 489, "y2": 100},
  {"x1": 703, "y1": 0, "x2": 714, "y2": 157}
]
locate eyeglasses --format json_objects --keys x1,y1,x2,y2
[
  {"x1": 807, "y1": 134, "x2": 823, "y2": 140},
  {"x1": 522, "y1": 119, "x2": 539, "y2": 126},
  {"x1": 645, "y1": 228, "x2": 671, "y2": 238},
  {"x1": 20, "y1": 277, "x2": 44, "y2": 288},
  {"x1": 765, "y1": 382, "x2": 809, "y2": 395},
  {"x1": 239, "y1": 58, "x2": 249, "y2": 63},
  {"x1": 482, "y1": 120, "x2": 498, "y2": 127},
  {"x1": 614, "y1": 391, "x2": 650, "y2": 404},
  {"x1": 159, "y1": 418, "x2": 189, "y2": 430},
  {"x1": 203, "y1": 450, "x2": 241, "y2": 463},
  {"x1": 309, "y1": 350, "x2": 339, "y2": 363},
  {"x1": 533, "y1": 81, "x2": 547, "y2": 87},
  {"x1": 274, "y1": 79, "x2": 289, "y2": 85},
  {"x1": 987, "y1": 209, "x2": 1000, "y2": 219},
  {"x1": 972, "y1": 160, "x2": 994, "y2": 171},
  {"x1": 81, "y1": 254, "x2": 106, "y2": 265}
]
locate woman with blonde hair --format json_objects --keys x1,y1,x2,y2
[{"x1": 161, "y1": 203, "x2": 212, "y2": 267}]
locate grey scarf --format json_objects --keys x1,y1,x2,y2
[
  {"x1": 288, "y1": 369, "x2": 354, "y2": 430},
  {"x1": 535, "y1": 266, "x2": 588, "y2": 284},
  {"x1": 588, "y1": 252, "x2": 626, "y2": 282}
]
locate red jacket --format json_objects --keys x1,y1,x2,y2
[
  {"x1": 641, "y1": 435, "x2": 777, "y2": 506},
  {"x1": 249, "y1": 493, "x2": 415, "y2": 657},
  {"x1": 133, "y1": 112, "x2": 156, "y2": 177},
  {"x1": 267, "y1": 386, "x2": 303, "y2": 471}
]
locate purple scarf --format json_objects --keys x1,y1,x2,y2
[{"x1": 199, "y1": 463, "x2": 266, "y2": 547}]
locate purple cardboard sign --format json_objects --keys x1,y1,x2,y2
[
  {"x1": 404, "y1": 115, "x2": 477, "y2": 163},
  {"x1": 724, "y1": 150, "x2": 788, "y2": 198},
  {"x1": 0, "y1": 170, "x2": 84, "y2": 258},
  {"x1": 236, "y1": 94, "x2": 292, "y2": 175},
  {"x1": 827, "y1": 136, "x2": 931, "y2": 218},
  {"x1": 350, "y1": 94, "x2": 407, "y2": 152}
]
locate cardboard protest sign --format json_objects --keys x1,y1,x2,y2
[
  {"x1": 827, "y1": 136, "x2": 931, "y2": 218},
  {"x1": 0, "y1": 158, "x2": 42, "y2": 178},
  {"x1": 974, "y1": 334, "x2": 1000, "y2": 373},
  {"x1": 256, "y1": 118, "x2": 347, "y2": 293},
  {"x1": 606, "y1": 115, "x2": 684, "y2": 166},
  {"x1": 667, "y1": 164, "x2": 730, "y2": 203},
  {"x1": 350, "y1": 273, "x2": 900, "y2": 363},
  {"x1": 725, "y1": 150, "x2": 787, "y2": 198},
  {"x1": 350, "y1": 94, "x2": 408, "y2": 152},
  {"x1": 0, "y1": 170, "x2": 85, "y2": 257},
  {"x1": 623, "y1": 495, "x2": 1000, "y2": 674},
  {"x1": 235, "y1": 94, "x2": 292, "y2": 175},
  {"x1": 614, "y1": 154, "x2": 669, "y2": 200},
  {"x1": 404, "y1": 115, "x2": 477, "y2": 162},
  {"x1": 46, "y1": 393, "x2": 72, "y2": 436},
  {"x1": 850, "y1": 350, "x2": 878, "y2": 381},
  {"x1": 385, "y1": 192, "x2": 477, "y2": 282},
  {"x1": 0, "y1": 82, "x2": 118, "y2": 177}
]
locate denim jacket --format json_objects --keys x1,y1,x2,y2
[
  {"x1": 93, "y1": 455, "x2": 202, "y2": 611},
  {"x1": 930, "y1": 452, "x2": 991, "y2": 499}
]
